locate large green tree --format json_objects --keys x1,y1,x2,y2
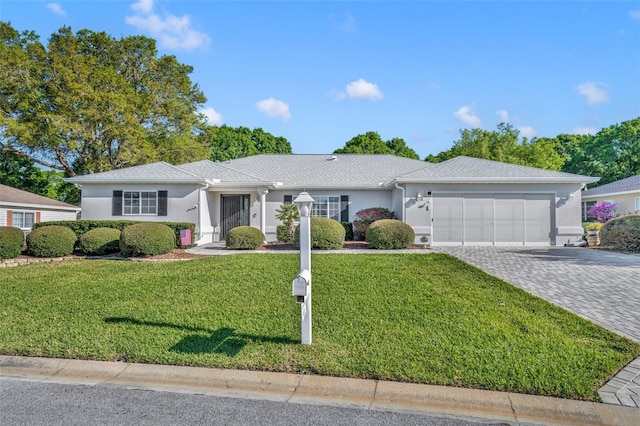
[
  {"x1": 333, "y1": 132, "x2": 420, "y2": 159},
  {"x1": 0, "y1": 22, "x2": 208, "y2": 176},
  {"x1": 426, "y1": 123, "x2": 564, "y2": 171},
  {"x1": 204, "y1": 125, "x2": 292, "y2": 162}
]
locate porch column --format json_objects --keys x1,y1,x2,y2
[{"x1": 259, "y1": 189, "x2": 269, "y2": 237}]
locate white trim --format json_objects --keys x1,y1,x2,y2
[
  {"x1": 0, "y1": 202, "x2": 80, "y2": 212},
  {"x1": 10, "y1": 210, "x2": 36, "y2": 230},
  {"x1": 582, "y1": 189, "x2": 640, "y2": 199},
  {"x1": 635, "y1": 197, "x2": 640, "y2": 212}
]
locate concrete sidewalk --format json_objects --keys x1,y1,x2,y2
[{"x1": 1, "y1": 356, "x2": 638, "y2": 425}]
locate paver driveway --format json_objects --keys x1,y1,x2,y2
[{"x1": 431, "y1": 246, "x2": 640, "y2": 344}]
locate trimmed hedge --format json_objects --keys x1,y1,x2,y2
[
  {"x1": 276, "y1": 224, "x2": 292, "y2": 243},
  {"x1": 226, "y1": 226, "x2": 265, "y2": 250},
  {"x1": 340, "y1": 222, "x2": 354, "y2": 241},
  {"x1": 26, "y1": 226, "x2": 77, "y2": 257},
  {"x1": 0, "y1": 226, "x2": 24, "y2": 260},
  {"x1": 599, "y1": 214, "x2": 640, "y2": 253},
  {"x1": 32, "y1": 220, "x2": 195, "y2": 248},
  {"x1": 78, "y1": 227, "x2": 121, "y2": 255},
  {"x1": 366, "y1": 219, "x2": 415, "y2": 249},
  {"x1": 353, "y1": 207, "x2": 396, "y2": 240},
  {"x1": 295, "y1": 217, "x2": 345, "y2": 250},
  {"x1": 119, "y1": 223, "x2": 176, "y2": 257}
]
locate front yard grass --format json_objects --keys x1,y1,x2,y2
[{"x1": 1, "y1": 253, "x2": 637, "y2": 401}]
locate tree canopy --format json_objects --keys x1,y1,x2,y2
[
  {"x1": 0, "y1": 22, "x2": 209, "y2": 176},
  {"x1": 333, "y1": 132, "x2": 420, "y2": 160},
  {"x1": 203, "y1": 125, "x2": 292, "y2": 162},
  {"x1": 425, "y1": 123, "x2": 564, "y2": 171}
]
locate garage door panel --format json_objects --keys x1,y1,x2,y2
[
  {"x1": 525, "y1": 194, "x2": 553, "y2": 244},
  {"x1": 433, "y1": 194, "x2": 463, "y2": 244},
  {"x1": 494, "y1": 194, "x2": 524, "y2": 244},
  {"x1": 464, "y1": 195, "x2": 494, "y2": 244}
]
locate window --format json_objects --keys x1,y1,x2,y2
[
  {"x1": 582, "y1": 201, "x2": 597, "y2": 221},
  {"x1": 13, "y1": 211, "x2": 35, "y2": 229},
  {"x1": 311, "y1": 196, "x2": 341, "y2": 221},
  {"x1": 636, "y1": 197, "x2": 640, "y2": 213},
  {"x1": 123, "y1": 191, "x2": 157, "y2": 215}
]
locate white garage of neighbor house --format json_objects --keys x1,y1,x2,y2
[
  {"x1": 0, "y1": 184, "x2": 81, "y2": 232},
  {"x1": 65, "y1": 154, "x2": 598, "y2": 247}
]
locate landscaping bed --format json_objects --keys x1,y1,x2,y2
[{"x1": 0, "y1": 254, "x2": 638, "y2": 401}]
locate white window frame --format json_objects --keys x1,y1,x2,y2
[
  {"x1": 12, "y1": 211, "x2": 36, "y2": 230},
  {"x1": 635, "y1": 197, "x2": 640, "y2": 213},
  {"x1": 123, "y1": 191, "x2": 158, "y2": 215},
  {"x1": 311, "y1": 195, "x2": 341, "y2": 221}
]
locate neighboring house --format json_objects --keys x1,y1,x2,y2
[
  {"x1": 65, "y1": 154, "x2": 598, "y2": 247},
  {"x1": 0, "y1": 184, "x2": 81, "y2": 232},
  {"x1": 581, "y1": 175, "x2": 640, "y2": 220}
]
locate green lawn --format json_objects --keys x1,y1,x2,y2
[{"x1": 1, "y1": 253, "x2": 637, "y2": 401}]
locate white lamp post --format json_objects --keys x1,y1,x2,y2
[{"x1": 293, "y1": 191, "x2": 314, "y2": 344}]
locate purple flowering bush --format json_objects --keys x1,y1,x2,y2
[
  {"x1": 352, "y1": 207, "x2": 396, "y2": 240},
  {"x1": 587, "y1": 201, "x2": 617, "y2": 223}
]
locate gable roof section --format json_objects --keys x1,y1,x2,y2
[
  {"x1": 582, "y1": 174, "x2": 640, "y2": 198},
  {"x1": 0, "y1": 184, "x2": 80, "y2": 210},
  {"x1": 396, "y1": 156, "x2": 599, "y2": 184},
  {"x1": 65, "y1": 162, "x2": 206, "y2": 184},
  {"x1": 177, "y1": 160, "x2": 271, "y2": 186},
  {"x1": 217, "y1": 154, "x2": 430, "y2": 188}
]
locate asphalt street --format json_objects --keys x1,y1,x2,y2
[{"x1": 0, "y1": 378, "x2": 497, "y2": 426}]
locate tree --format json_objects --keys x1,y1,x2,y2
[
  {"x1": 333, "y1": 132, "x2": 419, "y2": 159},
  {"x1": 426, "y1": 123, "x2": 563, "y2": 170},
  {"x1": 0, "y1": 150, "x2": 50, "y2": 195},
  {"x1": 205, "y1": 125, "x2": 292, "y2": 162},
  {"x1": 0, "y1": 22, "x2": 209, "y2": 176},
  {"x1": 275, "y1": 203, "x2": 299, "y2": 240}
]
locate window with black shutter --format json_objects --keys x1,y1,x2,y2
[{"x1": 112, "y1": 190, "x2": 123, "y2": 216}]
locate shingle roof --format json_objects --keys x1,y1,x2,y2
[
  {"x1": 396, "y1": 156, "x2": 598, "y2": 183},
  {"x1": 582, "y1": 174, "x2": 640, "y2": 197},
  {"x1": 0, "y1": 184, "x2": 80, "y2": 209},
  {"x1": 65, "y1": 154, "x2": 598, "y2": 188},
  {"x1": 66, "y1": 162, "x2": 205, "y2": 183}
]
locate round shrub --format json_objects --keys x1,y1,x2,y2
[
  {"x1": 0, "y1": 226, "x2": 24, "y2": 260},
  {"x1": 79, "y1": 227, "x2": 121, "y2": 255},
  {"x1": 226, "y1": 226, "x2": 265, "y2": 250},
  {"x1": 119, "y1": 222, "x2": 176, "y2": 257},
  {"x1": 295, "y1": 217, "x2": 345, "y2": 250},
  {"x1": 26, "y1": 225, "x2": 77, "y2": 257},
  {"x1": 366, "y1": 219, "x2": 415, "y2": 249},
  {"x1": 599, "y1": 214, "x2": 640, "y2": 253},
  {"x1": 352, "y1": 207, "x2": 396, "y2": 240}
]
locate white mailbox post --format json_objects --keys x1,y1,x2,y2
[{"x1": 293, "y1": 191, "x2": 314, "y2": 345}]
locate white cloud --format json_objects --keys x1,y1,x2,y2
[
  {"x1": 327, "y1": 89, "x2": 347, "y2": 101},
  {"x1": 345, "y1": 78, "x2": 383, "y2": 100},
  {"x1": 571, "y1": 126, "x2": 596, "y2": 135},
  {"x1": 125, "y1": 0, "x2": 210, "y2": 51},
  {"x1": 328, "y1": 13, "x2": 355, "y2": 32},
  {"x1": 46, "y1": 2, "x2": 66, "y2": 16},
  {"x1": 256, "y1": 98, "x2": 291, "y2": 122},
  {"x1": 576, "y1": 81, "x2": 610, "y2": 105},
  {"x1": 453, "y1": 105, "x2": 482, "y2": 128},
  {"x1": 630, "y1": 10, "x2": 640, "y2": 20},
  {"x1": 496, "y1": 109, "x2": 509, "y2": 123},
  {"x1": 517, "y1": 125, "x2": 537, "y2": 139},
  {"x1": 201, "y1": 107, "x2": 223, "y2": 126}
]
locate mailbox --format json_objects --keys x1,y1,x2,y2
[{"x1": 292, "y1": 269, "x2": 311, "y2": 303}]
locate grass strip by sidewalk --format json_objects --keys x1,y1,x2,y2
[{"x1": 0, "y1": 253, "x2": 637, "y2": 401}]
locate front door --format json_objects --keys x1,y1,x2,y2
[{"x1": 221, "y1": 195, "x2": 250, "y2": 239}]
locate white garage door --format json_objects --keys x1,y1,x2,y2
[{"x1": 432, "y1": 193, "x2": 553, "y2": 246}]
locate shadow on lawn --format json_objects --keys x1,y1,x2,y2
[{"x1": 104, "y1": 317, "x2": 297, "y2": 357}]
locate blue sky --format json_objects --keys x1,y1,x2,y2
[{"x1": 2, "y1": 1, "x2": 639, "y2": 158}]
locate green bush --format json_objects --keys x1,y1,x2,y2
[
  {"x1": 276, "y1": 225, "x2": 291, "y2": 243},
  {"x1": 0, "y1": 226, "x2": 24, "y2": 260},
  {"x1": 226, "y1": 226, "x2": 265, "y2": 250},
  {"x1": 340, "y1": 222, "x2": 354, "y2": 241},
  {"x1": 78, "y1": 228, "x2": 121, "y2": 255},
  {"x1": 352, "y1": 207, "x2": 396, "y2": 240},
  {"x1": 366, "y1": 219, "x2": 415, "y2": 249},
  {"x1": 295, "y1": 217, "x2": 345, "y2": 250},
  {"x1": 26, "y1": 226, "x2": 77, "y2": 257},
  {"x1": 119, "y1": 223, "x2": 176, "y2": 257},
  {"x1": 599, "y1": 214, "x2": 640, "y2": 253},
  {"x1": 32, "y1": 220, "x2": 195, "y2": 247}
]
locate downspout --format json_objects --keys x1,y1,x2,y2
[
  {"x1": 258, "y1": 189, "x2": 269, "y2": 239},
  {"x1": 394, "y1": 183, "x2": 405, "y2": 222}
]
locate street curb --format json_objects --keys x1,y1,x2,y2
[{"x1": 2, "y1": 356, "x2": 639, "y2": 425}]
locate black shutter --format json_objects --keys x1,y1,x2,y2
[
  {"x1": 340, "y1": 195, "x2": 349, "y2": 222},
  {"x1": 284, "y1": 195, "x2": 293, "y2": 204},
  {"x1": 158, "y1": 190, "x2": 168, "y2": 216},
  {"x1": 112, "y1": 190, "x2": 123, "y2": 216}
]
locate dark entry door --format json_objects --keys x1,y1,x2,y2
[{"x1": 221, "y1": 195, "x2": 250, "y2": 239}]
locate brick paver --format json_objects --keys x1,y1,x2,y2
[{"x1": 432, "y1": 246, "x2": 640, "y2": 408}]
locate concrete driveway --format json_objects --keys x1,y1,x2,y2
[{"x1": 431, "y1": 246, "x2": 640, "y2": 343}]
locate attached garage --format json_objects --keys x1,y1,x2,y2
[{"x1": 432, "y1": 193, "x2": 554, "y2": 246}]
